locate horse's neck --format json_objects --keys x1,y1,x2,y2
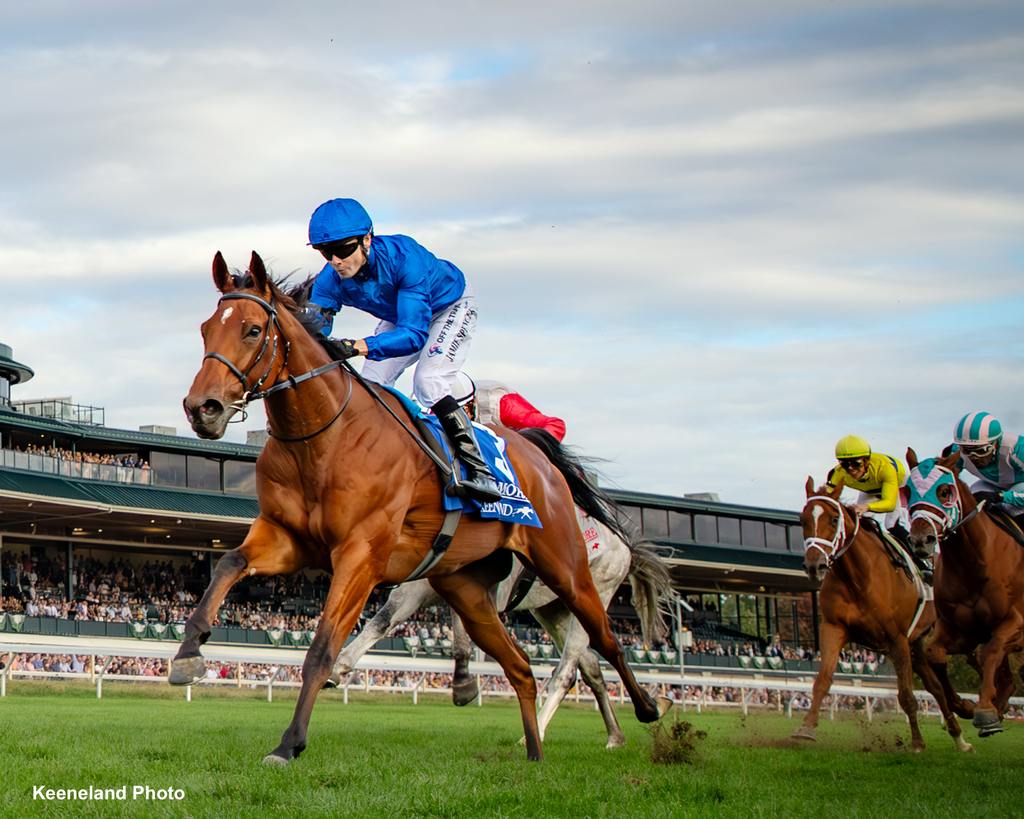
[
  {"x1": 943, "y1": 507, "x2": 997, "y2": 576},
  {"x1": 833, "y1": 524, "x2": 882, "y2": 591}
]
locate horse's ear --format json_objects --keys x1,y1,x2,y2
[
  {"x1": 906, "y1": 447, "x2": 919, "y2": 469},
  {"x1": 249, "y1": 251, "x2": 269, "y2": 294},
  {"x1": 805, "y1": 476, "x2": 815, "y2": 498},
  {"x1": 212, "y1": 251, "x2": 234, "y2": 293},
  {"x1": 940, "y1": 446, "x2": 961, "y2": 471}
]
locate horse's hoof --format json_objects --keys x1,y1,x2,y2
[
  {"x1": 452, "y1": 680, "x2": 479, "y2": 707},
  {"x1": 168, "y1": 655, "x2": 205, "y2": 686},
  {"x1": 655, "y1": 696, "x2": 674, "y2": 718},
  {"x1": 955, "y1": 737, "x2": 974, "y2": 752},
  {"x1": 262, "y1": 754, "x2": 290, "y2": 767},
  {"x1": 791, "y1": 726, "x2": 817, "y2": 741},
  {"x1": 911, "y1": 743, "x2": 925, "y2": 754},
  {"x1": 605, "y1": 734, "x2": 626, "y2": 750},
  {"x1": 972, "y1": 709, "x2": 1002, "y2": 736}
]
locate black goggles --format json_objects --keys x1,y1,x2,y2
[
  {"x1": 316, "y1": 239, "x2": 363, "y2": 261},
  {"x1": 839, "y1": 458, "x2": 867, "y2": 471}
]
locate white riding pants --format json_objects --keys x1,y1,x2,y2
[{"x1": 360, "y1": 287, "x2": 477, "y2": 407}]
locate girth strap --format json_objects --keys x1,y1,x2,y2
[{"x1": 403, "y1": 509, "x2": 463, "y2": 583}]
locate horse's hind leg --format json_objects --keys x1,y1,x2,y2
[
  {"x1": 450, "y1": 612, "x2": 480, "y2": 706},
  {"x1": 523, "y1": 532, "x2": 664, "y2": 725},
  {"x1": 533, "y1": 601, "x2": 625, "y2": 749},
  {"x1": 170, "y1": 518, "x2": 303, "y2": 685},
  {"x1": 792, "y1": 621, "x2": 845, "y2": 741},
  {"x1": 431, "y1": 568, "x2": 542, "y2": 761},
  {"x1": 328, "y1": 580, "x2": 439, "y2": 688}
]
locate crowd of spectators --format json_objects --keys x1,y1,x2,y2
[
  {"x1": 11, "y1": 443, "x2": 150, "y2": 473},
  {"x1": 3, "y1": 550, "x2": 841, "y2": 667}
]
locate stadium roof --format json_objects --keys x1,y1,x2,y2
[
  {"x1": 0, "y1": 407, "x2": 260, "y2": 458},
  {"x1": 608, "y1": 488, "x2": 800, "y2": 523}
]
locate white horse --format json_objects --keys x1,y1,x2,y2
[{"x1": 329, "y1": 511, "x2": 672, "y2": 748}]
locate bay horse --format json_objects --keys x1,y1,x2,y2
[
  {"x1": 906, "y1": 447, "x2": 1024, "y2": 737},
  {"x1": 792, "y1": 478, "x2": 971, "y2": 751},
  {"x1": 330, "y1": 500, "x2": 673, "y2": 749},
  {"x1": 171, "y1": 251, "x2": 667, "y2": 764}
]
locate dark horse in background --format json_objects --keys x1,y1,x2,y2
[
  {"x1": 170, "y1": 251, "x2": 668, "y2": 764},
  {"x1": 906, "y1": 447, "x2": 1024, "y2": 737},
  {"x1": 793, "y1": 478, "x2": 972, "y2": 751}
]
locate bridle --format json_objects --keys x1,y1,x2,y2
[
  {"x1": 803, "y1": 494, "x2": 860, "y2": 569},
  {"x1": 201, "y1": 291, "x2": 351, "y2": 442},
  {"x1": 908, "y1": 463, "x2": 983, "y2": 543}
]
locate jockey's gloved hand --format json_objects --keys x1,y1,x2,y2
[{"x1": 331, "y1": 338, "x2": 361, "y2": 359}]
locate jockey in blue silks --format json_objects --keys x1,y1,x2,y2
[
  {"x1": 952, "y1": 411, "x2": 1024, "y2": 515},
  {"x1": 305, "y1": 197, "x2": 500, "y2": 503}
]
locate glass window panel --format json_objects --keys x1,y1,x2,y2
[
  {"x1": 641, "y1": 507, "x2": 669, "y2": 537},
  {"x1": 765, "y1": 522, "x2": 788, "y2": 551},
  {"x1": 151, "y1": 452, "x2": 187, "y2": 488},
  {"x1": 187, "y1": 456, "x2": 221, "y2": 491},
  {"x1": 224, "y1": 460, "x2": 257, "y2": 496},
  {"x1": 718, "y1": 516, "x2": 741, "y2": 546},
  {"x1": 668, "y1": 511, "x2": 692, "y2": 540},
  {"x1": 619, "y1": 505, "x2": 641, "y2": 538},
  {"x1": 741, "y1": 520, "x2": 766, "y2": 548},
  {"x1": 694, "y1": 514, "x2": 717, "y2": 543},
  {"x1": 788, "y1": 525, "x2": 804, "y2": 552}
]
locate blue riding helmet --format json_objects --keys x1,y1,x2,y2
[{"x1": 308, "y1": 198, "x2": 373, "y2": 246}]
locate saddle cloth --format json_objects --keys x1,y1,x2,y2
[{"x1": 380, "y1": 386, "x2": 542, "y2": 528}]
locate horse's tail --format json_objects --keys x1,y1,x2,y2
[
  {"x1": 627, "y1": 542, "x2": 673, "y2": 646},
  {"x1": 517, "y1": 427, "x2": 632, "y2": 545},
  {"x1": 517, "y1": 427, "x2": 674, "y2": 643}
]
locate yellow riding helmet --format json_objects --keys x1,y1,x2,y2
[{"x1": 835, "y1": 434, "x2": 872, "y2": 460}]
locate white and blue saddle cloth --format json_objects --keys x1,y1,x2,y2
[{"x1": 381, "y1": 386, "x2": 542, "y2": 528}]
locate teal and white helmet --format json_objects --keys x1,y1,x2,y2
[{"x1": 953, "y1": 411, "x2": 1003, "y2": 446}]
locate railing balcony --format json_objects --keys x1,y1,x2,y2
[
  {"x1": 0, "y1": 448, "x2": 152, "y2": 486},
  {"x1": 11, "y1": 399, "x2": 105, "y2": 426}
]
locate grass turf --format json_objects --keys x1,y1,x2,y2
[{"x1": 0, "y1": 682, "x2": 1021, "y2": 818}]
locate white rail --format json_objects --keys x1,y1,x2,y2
[{"x1": 2, "y1": 632, "x2": 1016, "y2": 720}]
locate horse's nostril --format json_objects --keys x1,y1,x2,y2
[{"x1": 201, "y1": 399, "x2": 224, "y2": 418}]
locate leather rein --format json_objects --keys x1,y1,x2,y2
[{"x1": 202, "y1": 292, "x2": 351, "y2": 443}]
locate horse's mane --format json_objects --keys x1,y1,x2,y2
[{"x1": 233, "y1": 269, "x2": 353, "y2": 364}]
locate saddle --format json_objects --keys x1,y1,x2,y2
[
  {"x1": 861, "y1": 517, "x2": 915, "y2": 583},
  {"x1": 986, "y1": 503, "x2": 1024, "y2": 548}
]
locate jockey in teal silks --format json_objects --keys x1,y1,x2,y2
[
  {"x1": 305, "y1": 197, "x2": 500, "y2": 503},
  {"x1": 952, "y1": 411, "x2": 1024, "y2": 515}
]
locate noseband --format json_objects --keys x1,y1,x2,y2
[
  {"x1": 803, "y1": 495, "x2": 860, "y2": 569},
  {"x1": 202, "y1": 291, "x2": 351, "y2": 442}
]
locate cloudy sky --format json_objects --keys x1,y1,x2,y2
[{"x1": 1, "y1": 1, "x2": 1021, "y2": 512}]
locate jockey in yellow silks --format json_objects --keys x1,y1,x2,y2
[{"x1": 827, "y1": 435, "x2": 910, "y2": 536}]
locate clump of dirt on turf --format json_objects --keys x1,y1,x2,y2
[
  {"x1": 854, "y1": 717, "x2": 902, "y2": 753},
  {"x1": 650, "y1": 719, "x2": 708, "y2": 765}
]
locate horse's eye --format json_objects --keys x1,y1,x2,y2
[{"x1": 247, "y1": 326, "x2": 261, "y2": 338}]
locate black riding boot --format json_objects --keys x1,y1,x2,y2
[{"x1": 433, "y1": 397, "x2": 502, "y2": 504}]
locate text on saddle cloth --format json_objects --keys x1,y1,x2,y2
[{"x1": 379, "y1": 385, "x2": 543, "y2": 528}]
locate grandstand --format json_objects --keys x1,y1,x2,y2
[{"x1": 0, "y1": 341, "x2": 867, "y2": 682}]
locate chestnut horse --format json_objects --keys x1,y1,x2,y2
[
  {"x1": 906, "y1": 447, "x2": 1024, "y2": 737},
  {"x1": 171, "y1": 251, "x2": 666, "y2": 764},
  {"x1": 792, "y1": 478, "x2": 971, "y2": 751}
]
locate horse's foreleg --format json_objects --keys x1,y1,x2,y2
[
  {"x1": 450, "y1": 611, "x2": 480, "y2": 706},
  {"x1": 912, "y1": 639, "x2": 972, "y2": 752},
  {"x1": 432, "y1": 569, "x2": 543, "y2": 761},
  {"x1": 265, "y1": 549, "x2": 380, "y2": 765},
  {"x1": 170, "y1": 518, "x2": 303, "y2": 685},
  {"x1": 973, "y1": 616, "x2": 1022, "y2": 736},
  {"x1": 792, "y1": 621, "x2": 846, "y2": 741},
  {"x1": 889, "y1": 637, "x2": 925, "y2": 752},
  {"x1": 328, "y1": 579, "x2": 438, "y2": 688}
]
